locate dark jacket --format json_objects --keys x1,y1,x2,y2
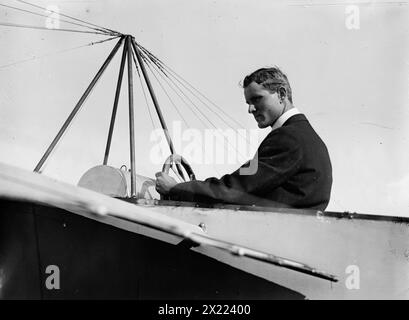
[{"x1": 169, "y1": 114, "x2": 332, "y2": 211}]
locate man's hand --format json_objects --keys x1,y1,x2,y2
[{"x1": 155, "y1": 172, "x2": 178, "y2": 195}]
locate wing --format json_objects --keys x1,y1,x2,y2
[{"x1": 0, "y1": 162, "x2": 337, "y2": 282}]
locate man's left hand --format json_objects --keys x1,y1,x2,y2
[{"x1": 155, "y1": 172, "x2": 178, "y2": 195}]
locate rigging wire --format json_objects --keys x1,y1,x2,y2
[
  {"x1": 0, "y1": 36, "x2": 119, "y2": 70},
  {"x1": 144, "y1": 55, "x2": 224, "y2": 177},
  {"x1": 0, "y1": 3, "x2": 113, "y2": 35},
  {"x1": 129, "y1": 45, "x2": 139, "y2": 73},
  {"x1": 139, "y1": 52, "x2": 190, "y2": 129},
  {"x1": 133, "y1": 47, "x2": 189, "y2": 180},
  {"x1": 137, "y1": 49, "x2": 225, "y2": 177},
  {"x1": 130, "y1": 48, "x2": 157, "y2": 132},
  {"x1": 14, "y1": 0, "x2": 121, "y2": 35},
  {"x1": 140, "y1": 49, "x2": 216, "y2": 129},
  {"x1": 137, "y1": 44, "x2": 247, "y2": 129},
  {"x1": 139, "y1": 48, "x2": 228, "y2": 132},
  {"x1": 139, "y1": 50, "x2": 249, "y2": 175},
  {"x1": 136, "y1": 43, "x2": 250, "y2": 140},
  {"x1": 139, "y1": 45, "x2": 254, "y2": 164},
  {"x1": 0, "y1": 21, "x2": 109, "y2": 35},
  {"x1": 137, "y1": 44, "x2": 257, "y2": 151},
  {"x1": 141, "y1": 50, "x2": 209, "y2": 129}
]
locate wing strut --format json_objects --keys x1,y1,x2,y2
[
  {"x1": 34, "y1": 37, "x2": 124, "y2": 173},
  {"x1": 34, "y1": 34, "x2": 184, "y2": 192}
]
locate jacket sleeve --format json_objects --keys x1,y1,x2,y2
[{"x1": 168, "y1": 129, "x2": 303, "y2": 204}]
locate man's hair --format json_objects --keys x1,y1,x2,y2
[{"x1": 243, "y1": 67, "x2": 293, "y2": 103}]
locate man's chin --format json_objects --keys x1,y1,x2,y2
[{"x1": 257, "y1": 121, "x2": 268, "y2": 128}]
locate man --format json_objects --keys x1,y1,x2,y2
[{"x1": 155, "y1": 67, "x2": 332, "y2": 211}]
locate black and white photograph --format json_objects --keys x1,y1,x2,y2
[{"x1": 0, "y1": 0, "x2": 408, "y2": 304}]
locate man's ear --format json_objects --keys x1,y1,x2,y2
[{"x1": 278, "y1": 87, "x2": 287, "y2": 101}]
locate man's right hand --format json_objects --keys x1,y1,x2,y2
[{"x1": 155, "y1": 172, "x2": 178, "y2": 195}]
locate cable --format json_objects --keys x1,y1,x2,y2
[
  {"x1": 0, "y1": 3, "x2": 113, "y2": 35},
  {"x1": 140, "y1": 53, "x2": 190, "y2": 129},
  {"x1": 133, "y1": 48, "x2": 189, "y2": 180},
  {"x1": 131, "y1": 49, "x2": 158, "y2": 131},
  {"x1": 139, "y1": 48, "x2": 225, "y2": 131},
  {"x1": 14, "y1": 0, "x2": 121, "y2": 35},
  {"x1": 137, "y1": 44, "x2": 247, "y2": 129},
  {"x1": 137, "y1": 44, "x2": 257, "y2": 152},
  {"x1": 0, "y1": 21, "x2": 109, "y2": 35},
  {"x1": 136, "y1": 49, "x2": 225, "y2": 177},
  {"x1": 142, "y1": 51, "x2": 209, "y2": 129},
  {"x1": 141, "y1": 45, "x2": 258, "y2": 157},
  {"x1": 0, "y1": 36, "x2": 119, "y2": 70},
  {"x1": 139, "y1": 50, "x2": 245, "y2": 176}
]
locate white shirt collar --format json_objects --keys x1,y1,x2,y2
[{"x1": 271, "y1": 107, "x2": 301, "y2": 131}]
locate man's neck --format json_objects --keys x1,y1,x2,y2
[
  {"x1": 283, "y1": 104, "x2": 294, "y2": 114},
  {"x1": 271, "y1": 105, "x2": 301, "y2": 131}
]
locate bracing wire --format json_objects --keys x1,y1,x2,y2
[
  {"x1": 141, "y1": 51, "x2": 209, "y2": 129},
  {"x1": 137, "y1": 46, "x2": 255, "y2": 137},
  {"x1": 14, "y1": 0, "x2": 121, "y2": 35},
  {"x1": 0, "y1": 36, "x2": 119, "y2": 70},
  {"x1": 139, "y1": 48, "x2": 228, "y2": 131},
  {"x1": 137, "y1": 48, "x2": 251, "y2": 172},
  {"x1": 138, "y1": 48, "x2": 217, "y2": 129},
  {"x1": 137, "y1": 44, "x2": 253, "y2": 163},
  {"x1": 0, "y1": 21, "x2": 109, "y2": 35},
  {"x1": 133, "y1": 46, "x2": 189, "y2": 180},
  {"x1": 130, "y1": 48, "x2": 158, "y2": 131},
  {"x1": 0, "y1": 3, "x2": 113, "y2": 35},
  {"x1": 137, "y1": 44, "x2": 247, "y2": 129},
  {"x1": 136, "y1": 43, "x2": 257, "y2": 151},
  {"x1": 142, "y1": 52, "x2": 227, "y2": 177},
  {"x1": 139, "y1": 53, "x2": 190, "y2": 129},
  {"x1": 134, "y1": 47, "x2": 220, "y2": 177}
]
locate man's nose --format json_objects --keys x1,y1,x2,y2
[{"x1": 248, "y1": 104, "x2": 256, "y2": 113}]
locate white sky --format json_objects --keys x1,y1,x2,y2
[{"x1": 0, "y1": 0, "x2": 408, "y2": 216}]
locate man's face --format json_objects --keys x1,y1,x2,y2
[{"x1": 244, "y1": 81, "x2": 284, "y2": 128}]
